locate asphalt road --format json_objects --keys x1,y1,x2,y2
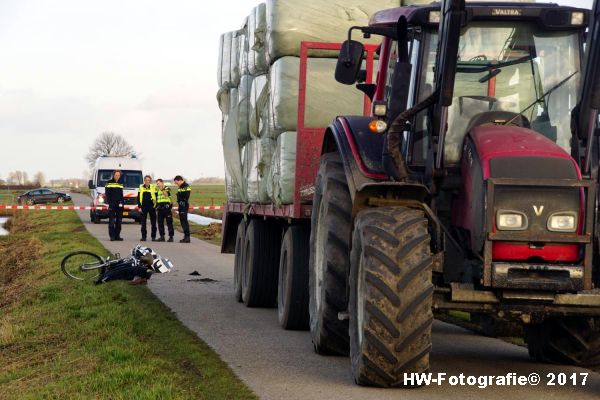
[{"x1": 71, "y1": 194, "x2": 600, "y2": 399}]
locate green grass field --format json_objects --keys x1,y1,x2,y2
[
  {"x1": 187, "y1": 184, "x2": 226, "y2": 207},
  {"x1": 0, "y1": 209, "x2": 256, "y2": 399}
]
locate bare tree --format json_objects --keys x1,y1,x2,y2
[
  {"x1": 85, "y1": 132, "x2": 135, "y2": 167},
  {"x1": 8, "y1": 171, "x2": 29, "y2": 185},
  {"x1": 33, "y1": 171, "x2": 46, "y2": 186}
]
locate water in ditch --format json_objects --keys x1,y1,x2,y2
[{"x1": 0, "y1": 217, "x2": 9, "y2": 236}]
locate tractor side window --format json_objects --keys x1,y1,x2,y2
[
  {"x1": 384, "y1": 41, "x2": 398, "y2": 101},
  {"x1": 408, "y1": 32, "x2": 438, "y2": 165}
]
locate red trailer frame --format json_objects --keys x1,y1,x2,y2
[{"x1": 224, "y1": 41, "x2": 378, "y2": 221}]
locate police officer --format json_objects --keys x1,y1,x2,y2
[
  {"x1": 155, "y1": 178, "x2": 174, "y2": 242},
  {"x1": 138, "y1": 175, "x2": 157, "y2": 241},
  {"x1": 105, "y1": 170, "x2": 124, "y2": 241},
  {"x1": 174, "y1": 175, "x2": 191, "y2": 243}
]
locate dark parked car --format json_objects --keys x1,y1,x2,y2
[{"x1": 17, "y1": 188, "x2": 72, "y2": 205}]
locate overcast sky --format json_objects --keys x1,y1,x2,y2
[{"x1": 0, "y1": 0, "x2": 592, "y2": 181}]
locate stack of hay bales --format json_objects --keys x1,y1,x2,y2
[{"x1": 219, "y1": 0, "x2": 415, "y2": 205}]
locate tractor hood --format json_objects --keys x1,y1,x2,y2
[
  {"x1": 468, "y1": 125, "x2": 581, "y2": 179},
  {"x1": 453, "y1": 124, "x2": 583, "y2": 260}
]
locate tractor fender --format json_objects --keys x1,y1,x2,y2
[{"x1": 323, "y1": 116, "x2": 429, "y2": 214}]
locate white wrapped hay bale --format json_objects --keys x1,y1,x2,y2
[
  {"x1": 249, "y1": 74, "x2": 269, "y2": 138},
  {"x1": 268, "y1": 56, "x2": 365, "y2": 136},
  {"x1": 225, "y1": 165, "x2": 244, "y2": 202},
  {"x1": 239, "y1": 18, "x2": 249, "y2": 76},
  {"x1": 217, "y1": 31, "x2": 241, "y2": 88},
  {"x1": 217, "y1": 32, "x2": 232, "y2": 88},
  {"x1": 216, "y1": 87, "x2": 230, "y2": 115},
  {"x1": 244, "y1": 138, "x2": 276, "y2": 203},
  {"x1": 237, "y1": 75, "x2": 254, "y2": 144},
  {"x1": 265, "y1": 0, "x2": 401, "y2": 62},
  {"x1": 268, "y1": 131, "x2": 296, "y2": 206},
  {"x1": 222, "y1": 89, "x2": 246, "y2": 203},
  {"x1": 230, "y1": 32, "x2": 241, "y2": 88},
  {"x1": 248, "y1": 3, "x2": 268, "y2": 75},
  {"x1": 221, "y1": 87, "x2": 238, "y2": 142}
]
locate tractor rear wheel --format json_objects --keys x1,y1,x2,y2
[
  {"x1": 309, "y1": 152, "x2": 352, "y2": 355},
  {"x1": 525, "y1": 317, "x2": 600, "y2": 366},
  {"x1": 349, "y1": 206, "x2": 433, "y2": 387}
]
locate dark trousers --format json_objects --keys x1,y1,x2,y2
[
  {"x1": 108, "y1": 207, "x2": 122, "y2": 239},
  {"x1": 157, "y1": 205, "x2": 174, "y2": 238},
  {"x1": 178, "y1": 206, "x2": 190, "y2": 237},
  {"x1": 140, "y1": 206, "x2": 157, "y2": 239},
  {"x1": 101, "y1": 264, "x2": 152, "y2": 283}
]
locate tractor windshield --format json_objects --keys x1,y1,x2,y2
[{"x1": 425, "y1": 22, "x2": 581, "y2": 164}]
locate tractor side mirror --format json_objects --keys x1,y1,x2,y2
[
  {"x1": 88, "y1": 180, "x2": 95, "y2": 189},
  {"x1": 335, "y1": 40, "x2": 365, "y2": 85}
]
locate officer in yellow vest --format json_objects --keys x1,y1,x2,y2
[
  {"x1": 155, "y1": 178, "x2": 175, "y2": 242},
  {"x1": 137, "y1": 175, "x2": 157, "y2": 241}
]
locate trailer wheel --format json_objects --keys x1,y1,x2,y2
[
  {"x1": 278, "y1": 225, "x2": 310, "y2": 330},
  {"x1": 242, "y1": 219, "x2": 281, "y2": 307},
  {"x1": 309, "y1": 152, "x2": 351, "y2": 355},
  {"x1": 233, "y1": 219, "x2": 246, "y2": 302},
  {"x1": 525, "y1": 317, "x2": 600, "y2": 367},
  {"x1": 349, "y1": 206, "x2": 433, "y2": 387}
]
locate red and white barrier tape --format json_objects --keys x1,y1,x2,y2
[{"x1": 0, "y1": 205, "x2": 224, "y2": 211}]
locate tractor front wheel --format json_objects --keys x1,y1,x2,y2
[{"x1": 349, "y1": 206, "x2": 434, "y2": 387}]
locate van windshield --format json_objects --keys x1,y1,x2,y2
[{"x1": 97, "y1": 170, "x2": 143, "y2": 188}]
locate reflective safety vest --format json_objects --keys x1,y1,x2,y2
[
  {"x1": 105, "y1": 182, "x2": 123, "y2": 189},
  {"x1": 156, "y1": 187, "x2": 171, "y2": 204},
  {"x1": 139, "y1": 184, "x2": 157, "y2": 205}
]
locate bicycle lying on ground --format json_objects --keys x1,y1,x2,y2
[{"x1": 61, "y1": 245, "x2": 173, "y2": 284}]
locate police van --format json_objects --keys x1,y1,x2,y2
[{"x1": 88, "y1": 156, "x2": 143, "y2": 223}]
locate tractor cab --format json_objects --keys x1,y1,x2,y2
[{"x1": 357, "y1": 2, "x2": 587, "y2": 170}]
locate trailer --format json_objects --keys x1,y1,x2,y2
[{"x1": 221, "y1": 41, "x2": 378, "y2": 329}]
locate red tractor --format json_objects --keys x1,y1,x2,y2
[{"x1": 309, "y1": 0, "x2": 600, "y2": 386}]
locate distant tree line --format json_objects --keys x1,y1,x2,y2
[{"x1": 0, "y1": 171, "x2": 46, "y2": 186}]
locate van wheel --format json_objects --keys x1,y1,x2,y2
[
  {"x1": 234, "y1": 220, "x2": 246, "y2": 302},
  {"x1": 242, "y1": 219, "x2": 281, "y2": 307},
  {"x1": 349, "y1": 207, "x2": 433, "y2": 387},
  {"x1": 309, "y1": 152, "x2": 351, "y2": 355},
  {"x1": 278, "y1": 225, "x2": 310, "y2": 330}
]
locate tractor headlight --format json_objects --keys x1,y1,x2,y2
[
  {"x1": 497, "y1": 211, "x2": 528, "y2": 231},
  {"x1": 372, "y1": 101, "x2": 387, "y2": 117},
  {"x1": 547, "y1": 212, "x2": 577, "y2": 232}
]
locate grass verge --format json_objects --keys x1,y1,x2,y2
[
  {"x1": 171, "y1": 216, "x2": 222, "y2": 246},
  {"x1": 0, "y1": 210, "x2": 256, "y2": 399},
  {"x1": 188, "y1": 185, "x2": 225, "y2": 220}
]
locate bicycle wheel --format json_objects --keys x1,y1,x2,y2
[{"x1": 61, "y1": 251, "x2": 105, "y2": 281}]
